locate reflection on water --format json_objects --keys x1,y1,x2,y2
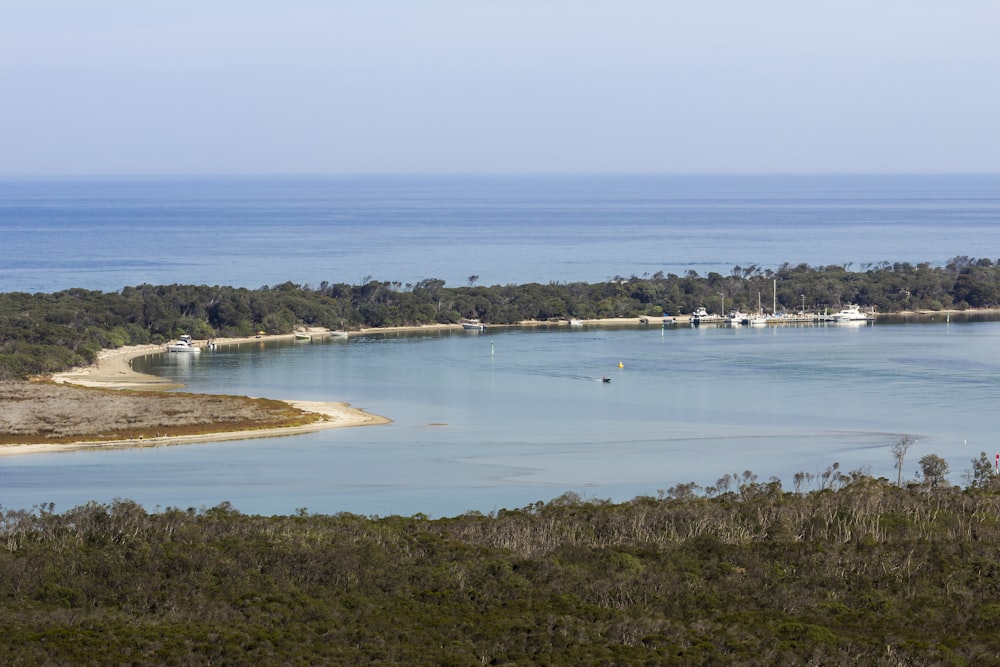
[{"x1": 4, "y1": 319, "x2": 1000, "y2": 517}]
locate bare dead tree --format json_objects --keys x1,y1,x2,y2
[{"x1": 892, "y1": 436, "x2": 914, "y2": 487}]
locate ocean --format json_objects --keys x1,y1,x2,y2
[
  {"x1": 2, "y1": 174, "x2": 999, "y2": 293},
  {"x1": 1, "y1": 174, "x2": 999, "y2": 517}
]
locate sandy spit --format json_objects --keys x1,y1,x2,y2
[
  {"x1": 0, "y1": 400, "x2": 390, "y2": 458},
  {"x1": 7, "y1": 329, "x2": 393, "y2": 457}
]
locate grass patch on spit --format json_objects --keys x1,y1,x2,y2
[{"x1": 0, "y1": 382, "x2": 323, "y2": 445}]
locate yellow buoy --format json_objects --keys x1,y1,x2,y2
[{"x1": 618, "y1": 361, "x2": 623, "y2": 368}]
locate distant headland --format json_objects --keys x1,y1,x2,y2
[{"x1": 2, "y1": 257, "x2": 998, "y2": 381}]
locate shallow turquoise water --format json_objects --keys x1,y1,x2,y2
[{"x1": 2, "y1": 320, "x2": 997, "y2": 517}]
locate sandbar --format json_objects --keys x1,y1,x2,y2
[
  {"x1": 11, "y1": 329, "x2": 392, "y2": 457},
  {"x1": 0, "y1": 400, "x2": 390, "y2": 458}
]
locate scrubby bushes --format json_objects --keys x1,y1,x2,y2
[{"x1": 2, "y1": 471, "x2": 1000, "y2": 664}]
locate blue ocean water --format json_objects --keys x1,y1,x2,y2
[
  {"x1": 1, "y1": 174, "x2": 999, "y2": 293},
  {"x1": 2, "y1": 175, "x2": 1000, "y2": 517}
]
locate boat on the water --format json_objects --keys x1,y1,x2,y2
[
  {"x1": 569, "y1": 318, "x2": 583, "y2": 327},
  {"x1": 727, "y1": 309, "x2": 747, "y2": 326},
  {"x1": 691, "y1": 307, "x2": 724, "y2": 325},
  {"x1": 741, "y1": 293, "x2": 769, "y2": 326},
  {"x1": 166, "y1": 335, "x2": 200, "y2": 353},
  {"x1": 462, "y1": 319, "x2": 485, "y2": 331},
  {"x1": 294, "y1": 332, "x2": 312, "y2": 341},
  {"x1": 825, "y1": 304, "x2": 874, "y2": 322}
]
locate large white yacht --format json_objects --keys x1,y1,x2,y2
[{"x1": 826, "y1": 305, "x2": 874, "y2": 322}]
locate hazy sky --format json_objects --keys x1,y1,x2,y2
[{"x1": 2, "y1": 1, "x2": 999, "y2": 175}]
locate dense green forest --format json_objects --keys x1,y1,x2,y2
[
  {"x1": 2, "y1": 460, "x2": 1000, "y2": 665},
  {"x1": 3, "y1": 256, "x2": 1000, "y2": 379}
]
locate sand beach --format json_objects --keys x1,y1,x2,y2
[{"x1": 0, "y1": 329, "x2": 392, "y2": 457}]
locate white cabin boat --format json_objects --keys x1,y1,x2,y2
[
  {"x1": 691, "y1": 307, "x2": 724, "y2": 324},
  {"x1": 727, "y1": 309, "x2": 747, "y2": 326},
  {"x1": 826, "y1": 305, "x2": 874, "y2": 322},
  {"x1": 742, "y1": 313, "x2": 768, "y2": 326},
  {"x1": 741, "y1": 293, "x2": 769, "y2": 326},
  {"x1": 461, "y1": 319, "x2": 485, "y2": 331},
  {"x1": 166, "y1": 335, "x2": 200, "y2": 353}
]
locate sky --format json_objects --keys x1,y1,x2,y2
[{"x1": 2, "y1": 0, "x2": 999, "y2": 176}]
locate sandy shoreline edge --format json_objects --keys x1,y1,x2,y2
[
  {"x1": 4, "y1": 328, "x2": 395, "y2": 458},
  {"x1": 10, "y1": 311, "x2": 973, "y2": 458},
  {"x1": 28, "y1": 320, "x2": 574, "y2": 456},
  {"x1": 39, "y1": 308, "x2": 976, "y2": 393},
  {"x1": 48, "y1": 318, "x2": 649, "y2": 392}
]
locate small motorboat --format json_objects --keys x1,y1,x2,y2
[{"x1": 166, "y1": 335, "x2": 200, "y2": 353}]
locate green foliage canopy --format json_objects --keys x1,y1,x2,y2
[{"x1": 2, "y1": 257, "x2": 999, "y2": 379}]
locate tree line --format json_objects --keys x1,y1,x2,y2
[
  {"x1": 2, "y1": 456, "x2": 1000, "y2": 665},
  {"x1": 2, "y1": 256, "x2": 1000, "y2": 379}
]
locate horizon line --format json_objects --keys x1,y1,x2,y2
[{"x1": 2, "y1": 171, "x2": 1000, "y2": 180}]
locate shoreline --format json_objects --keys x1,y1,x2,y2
[
  {"x1": 24, "y1": 309, "x2": 986, "y2": 458},
  {"x1": 46, "y1": 307, "x2": 986, "y2": 391},
  {"x1": 16, "y1": 328, "x2": 394, "y2": 458},
  {"x1": 45, "y1": 307, "x2": 991, "y2": 390},
  {"x1": 48, "y1": 320, "x2": 602, "y2": 391},
  {"x1": 0, "y1": 400, "x2": 391, "y2": 458},
  {"x1": 33, "y1": 320, "x2": 609, "y2": 456}
]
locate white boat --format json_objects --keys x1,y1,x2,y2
[
  {"x1": 294, "y1": 332, "x2": 312, "y2": 341},
  {"x1": 569, "y1": 318, "x2": 583, "y2": 327},
  {"x1": 329, "y1": 330, "x2": 349, "y2": 339},
  {"x1": 741, "y1": 293, "x2": 769, "y2": 325},
  {"x1": 691, "y1": 307, "x2": 724, "y2": 324},
  {"x1": 727, "y1": 309, "x2": 747, "y2": 326},
  {"x1": 166, "y1": 335, "x2": 201, "y2": 353},
  {"x1": 462, "y1": 319, "x2": 485, "y2": 331},
  {"x1": 826, "y1": 304, "x2": 873, "y2": 322},
  {"x1": 742, "y1": 313, "x2": 768, "y2": 326}
]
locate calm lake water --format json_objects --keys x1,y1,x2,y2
[
  {"x1": 2, "y1": 317, "x2": 997, "y2": 517},
  {"x1": 1, "y1": 174, "x2": 999, "y2": 517}
]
